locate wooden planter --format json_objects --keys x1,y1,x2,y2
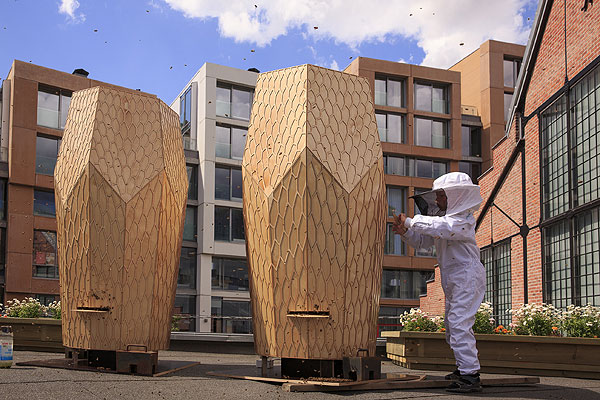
[
  {"x1": 382, "y1": 331, "x2": 600, "y2": 379},
  {"x1": 1, "y1": 317, "x2": 63, "y2": 352}
]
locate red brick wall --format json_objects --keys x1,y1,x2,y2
[
  {"x1": 420, "y1": 266, "x2": 445, "y2": 316},
  {"x1": 421, "y1": 0, "x2": 600, "y2": 314}
]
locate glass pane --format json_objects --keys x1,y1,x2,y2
[
  {"x1": 231, "y1": 127, "x2": 247, "y2": 160},
  {"x1": 215, "y1": 125, "x2": 231, "y2": 158},
  {"x1": 222, "y1": 258, "x2": 249, "y2": 291},
  {"x1": 415, "y1": 83, "x2": 431, "y2": 112},
  {"x1": 471, "y1": 127, "x2": 481, "y2": 157},
  {"x1": 185, "y1": 88, "x2": 192, "y2": 126},
  {"x1": 33, "y1": 190, "x2": 56, "y2": 217},
  {"x1": 432, "y1": 86, "x2": 446, "y2": 114},
  {"x1": 183, "y1": 206, "x2": 197, "y2": 241},
  {"x1": 231, "y1": 168, "x2": 243, "y2": 200},
  {"x1": 461, "y1": 126, "x2": 470, "y2": 157},
  {"x1": 60, "y1": 94, "x2": 71, "y2": 130},
  {"x1": 187, "y1": 165, "x2": 198, "y2": 200},
  {"x1": 216, "y1": 86, "x2": 231, "y2": 117},
  {"x1": 219, "y1": 300, "x2": 252, "y2": 333},
  {"x1": 376, "y1": 113, "x2": 387, "y2": 141},
  {"x1": 231, "y1": 208, "x2": 245, "y2": 240},
  {"x1": 33, "y1": 230, "x2": 58, "y2": 279},
  {"x1": 232, "y1": 88, "x2": 252, "y2": 120},
  {"x1": 386, "y1": 155, "x2": 404, "y2": 175},
  {"x1": 504, "y1": 59, "x2": 514, "y2": 87},
  {"x1": 387, "y1": 187, "x2": 404, "y2": 217},
  {"x1": 388, "y1": 79, "x2": 403, "y2": 107},
  {"x1": 416, "y1": 159, "x2": 432, "y2": 178},
  {"x1": 385, "y1": 223, "x2": 403, "y2": 255},
  {"x1": 433, "y1": 161, "x2": 447, "y2": 178},
  {"x1": 173, "y1": 295, "x2": 196, "y2": 332},
  {"x1": 387, "y1": 114, "x2": 403, "y2": 143},
  {"x1": 215, "y1": 166, "x2": 231, "y2": 200},
  {"x1": 36, "y1": 136, "x2": 60, "y2": 175},
  {"x1": 0, "y1": 180, "x2": 5, "y2": 220},
  {"x1": 374, "y1": 79, "x2": 386, "y2": 106},
  {"x1": 178, "y1": 247, "x2": 196, "y2": 289},
  {"x1": 504, "y1": 92, "x2": 513, "y2": 121},
  {"x1": 414, "y1": 118, "x2": 431, "y2": 147},
  {"x1": 431, "y1": 120, "x2": 446, "y2": 149},
  {"x1": 214, "y1": 207, "x2": 230, "y2": 241},
  {"x1": 37, "y1": 89, "x2": 60, "y2": 129}
]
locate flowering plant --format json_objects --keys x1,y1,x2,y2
[
  {"x1": 561, "y1": 304, "x2": 600, "y2": 338},
  {"x1": 509, "y1": 303, "x2": 560, "y2": 336},
  {"x1": 0, "y1": 298, "x2": 61, "y2": 319},
  {"x1": 472, "y1": 302, "x2": 495, "y2": 334},
  {"x1": 493, "y1": 324, "x2": 512, "y2": 334},
  {"x1": 399, "y1": 308, "x2": 441, "y2": 332}
]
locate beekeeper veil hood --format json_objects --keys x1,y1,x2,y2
[{"x1": 411, "y1": 172, "x2": 483, "y2": 217}]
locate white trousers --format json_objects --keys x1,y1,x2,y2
[{"x1": 441, "y1": 261, "x2": 486, "y2": 375}]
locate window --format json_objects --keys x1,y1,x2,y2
[
  {"x1": 183, "y1": 206, "x2": 197, "y2": 241},
  {"x1": 504, "y1": 92, "x2": 513, "y2": 122},
  {"x1": 215, "y1": 166, "x2": 242, "y2": 201},
  {"x1": 214, "y1": 206, "x2": 244, "y2": 241},
  {"x1": 387, "y1": 186, "x2": 405, "y2": 217},
  {"x1": 212, "y1": 257, "x2": 249, "y2": 291},
  {"x1": 211, "y1": 297, "x2": 252, "y2": 333},
  {"x1": 414, "y1": 117, "x2": 448, "y2": 148},
  {"x1": 216, "y1": 83, "x2": 253, "y2": 120},
  {"x1": 376, "y1": 112, "x2": 404, "y2": 143},
  {"x1": 385, "y1": 223, "x2": 404, "y2": 255},
  {"x1": 503, "y1": 58, "x2": 521, "y2": 88},
  {"x1": 377, "y1": 306, "x2": 410, "y2": 336},
  {"x1": 180, "y1": 86, "x2": 192, "y2": 132},
  {"x1": 541, "y1": 95, "x2": 569, "y2": 219},
  {"x1": 383, "y1": 155, "x2": 405, "y2": 176},
  {"x1": 574, "y1": 209, "x2": 600, "y2": 306},
  {"x1": 461, "y1": 125, "x2": 481, "y2": 157},
  {"x1": 178, "y1": 247, "x2": 196, "y2": 289},
  {"x1": 215, "y1": 124, "x2": 247, "y2": 160},
  {"x1": 481, "y1": 240, "x2": 512, "y2": 326},
  {"x1": 187, "y1": 165, "x2": 198, "y2": 200},
  {"x1": 173, "y1": 295, "x2": 196, "y2": 332},
  {"x1": 37, "y1": 86, "x2": 71, "y2": 130},
  {"x1": 36, "y1": 295, "x2": 58, "y2": 306},
  {"x1": 381, "y1": 269, "x2": 432, "y2": 299},
  {"x1": 33, "y1": 190, "x2": 55, "y2": 217},
  {"x1": 415, "y1": 82, "x2": 448, "y2": 114},
  {"x1": 374, "y1": 76, "x2": 404, "y2": 107},
  {"x1": 36, "y1": 136, "x2": 62, "y2": 175},
  {"x1": 459, "y1": 161, "x2": 482, "y2": 184},
  {"x1": 410, "y1": 159, "x2": 447, "y2": 179},
  {"x1": 33, "y1": 230, "x2": 58, "y2": 279}
]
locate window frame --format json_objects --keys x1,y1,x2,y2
[
  {"x1": 481, "y1": 239, "x2": 512, "y2": 326},
  {"x1": 32, "y1": 230, "x2": 59, "y2": 279},
  {"x1": 214, "y1": 206, "x2": 245, "y2": 242},
  {"x1": 414, "y1": 81, "x2": 449, "y2": 114},
  {"x1": 216, "y1": 82, "x2": 254, "y2": 121},
  {"x1": 37, "y1": 85, "x2": 72, "y2": 130},
  {"x1": 215, "y1": 165, "x2": 243, "y2": 202},
  {"x1": 414, "y1": 117, "x2": 449, "y2": 149},
  {"x1": 374, "y1": 75, "x2": 405, "y2": 108}
]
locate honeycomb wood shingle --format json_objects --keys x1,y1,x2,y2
[
  {"x1": 55, "y1": 86, "x2": 187, "y2": 352},
  {"x1": 243, "y1": 64, "x2": 386, "y2": 360}
]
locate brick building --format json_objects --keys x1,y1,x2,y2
[
  {"x1": 421, "y1": 0, "x2": 600, "y2": 324},
  {"x1": 0, "y1": 61, "x2": 161, "y2": 305}
]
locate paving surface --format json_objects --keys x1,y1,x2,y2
[{"x1": 1, "y1": 350, "x2": 600, "y2": 400}]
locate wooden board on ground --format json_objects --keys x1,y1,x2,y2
[
  {"x1": 282, "y1": 376, "x2": 540, "y2": 392},
  {"x1": 17, "y1": 358, "x2": 200, "y2": 377}
]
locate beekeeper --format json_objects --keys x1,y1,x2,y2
[{"x1": 392, "y1": 172, "x2": 485, "y2": 393}]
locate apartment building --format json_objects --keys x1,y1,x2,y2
[
  {"x1": 344, "y1": 57, "x2": 482, "y2": 333},
  {"x1": 0, "y1": 61, "x2": 155, "y2": 305},
  {"x1": 450, "y1": 40, "x2": 526, "y2": 170},
  {"x1": 170, "y1": 63, "x2": 258, "y2": 333}
]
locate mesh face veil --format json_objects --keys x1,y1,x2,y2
[{"x1": 411, "y1": 172, "x2": 483, "y2": 217}]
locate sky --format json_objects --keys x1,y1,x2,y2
[{"x1": 0, "y1": 0, "x2": 538, "y2": 104}]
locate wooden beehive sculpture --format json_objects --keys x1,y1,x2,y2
[
  {"x1": 243, "y1": 65, "x2": 386, "y2": 360},
  {"x1": 54, "y1": 86, "x2": 188, "y2": 352}
]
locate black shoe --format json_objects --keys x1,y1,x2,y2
[
  {"x1": 446, "y1": 373, "x2": 482, "y2": 393},
  {"x1": 444, "y1": 369, "x2": 461, "y2": 381}
]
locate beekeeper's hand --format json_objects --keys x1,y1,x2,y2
[{"x1": 392, "y1": 213, "x2": 408, "y2": 235}]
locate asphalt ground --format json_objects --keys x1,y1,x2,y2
[{"x1": 1, "y1": 350, "x2": 600, "y2": 400}]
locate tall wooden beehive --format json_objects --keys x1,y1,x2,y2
[
  {"x1": 242, "y1": 65, "x2": 386, "y2": 359},
  {"x1": 54, "y1": 86, "x2": 188, "y2": 351}
]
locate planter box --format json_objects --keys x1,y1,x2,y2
[
  {"x1": 382, "y1": 331, "x2": 600, "y2": 379},
  {"x1": 1, "y1": 317, "x2": 63, "y2": 352}
]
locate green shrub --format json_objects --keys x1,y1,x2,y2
[
  {"x1": 561, "y1": 305, "x2": 600, "y2": 338},
  {"x1": 509, "y1": 303, "x2": 560, "y2": 336},
  {"x1": 399, "y1": 308, "x2": 441, "y2": 332},
  {"x1": 472, "y1": 302, "x2": 495, "y2": 334}
]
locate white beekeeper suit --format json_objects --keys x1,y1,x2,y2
[{"x1": 400, "y1": 172, "x2": 485, "y2": 375}]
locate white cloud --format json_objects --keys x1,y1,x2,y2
[
  {"x1": 59, "y1": 0, "x2": 85, "y2": 23},
  {"x1": 162, "y1": 0, "x2": 536, "y2": 68},
  {"x1": 329, "y1": 60, "x2": 339, "y2": 71}
]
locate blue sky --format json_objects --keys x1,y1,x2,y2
[{"x1": 0, "y1": 0, "x2": 538, "y2": 104}]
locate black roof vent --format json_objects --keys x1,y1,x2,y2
[
  {"x1": 247, "y1": 67, "x2": 260, "y2": 73},
  {"x1": 72, "y1": 68, "x2": 89, "y2": 78}
]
